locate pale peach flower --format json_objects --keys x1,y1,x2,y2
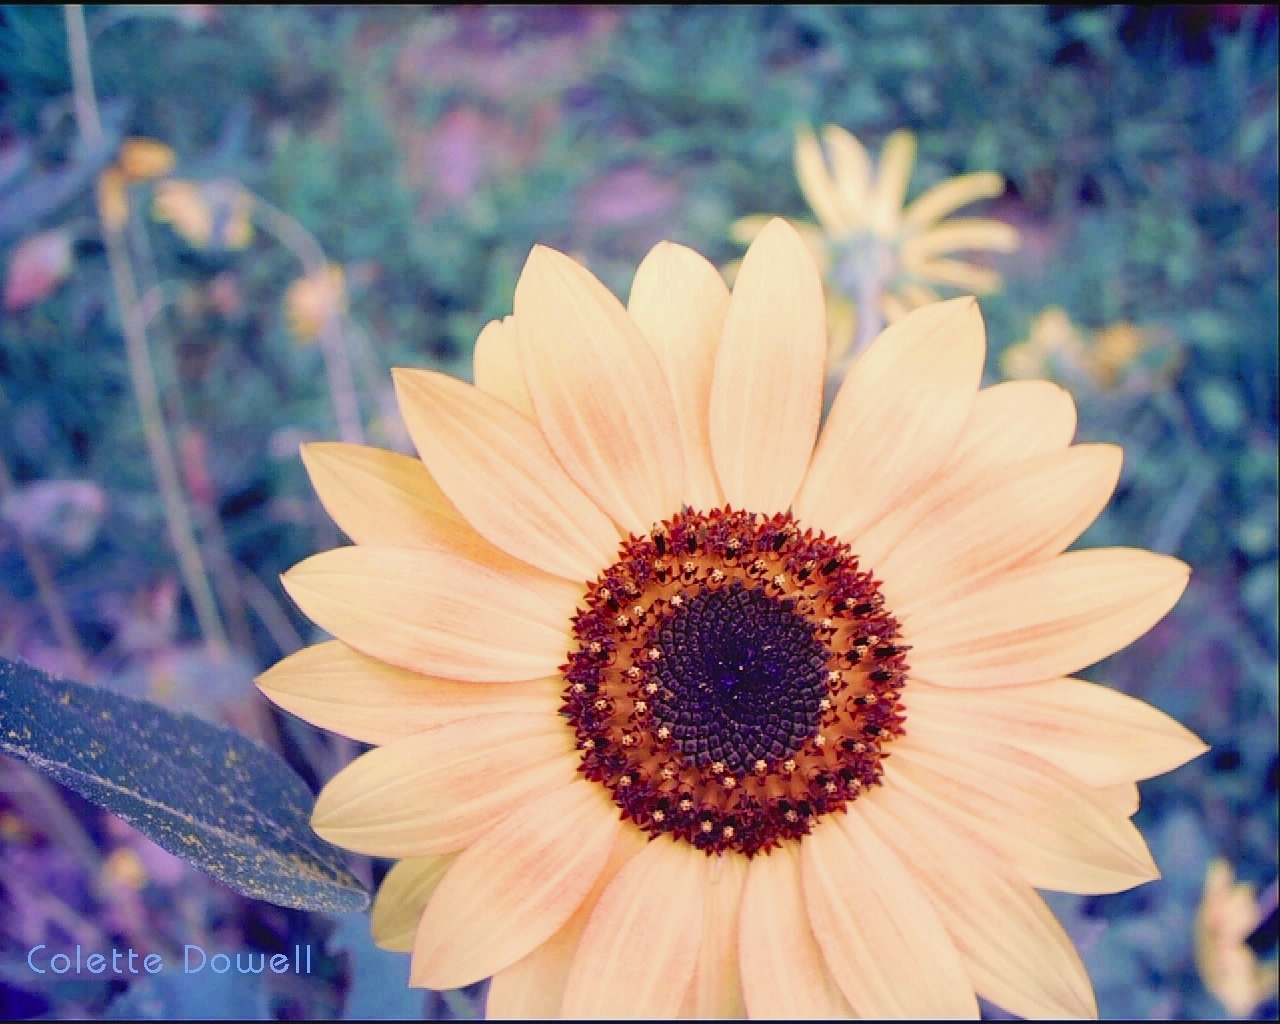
[
  {"x1": 260, "y1": 220, "x2": 1204, "y2": 1018},
  {"x1": 1196, "y1": 859, "x2": 1279, "y2": 1017},
  {"x1": 283, "y1": 264, "x2": 347, "y2": 344},
  {"x1": 732, "y1": 126, "x2": 1019, "y2": 362},
  {"x1": 152, "y1": 178, "x2": 253, "y2": 250}
]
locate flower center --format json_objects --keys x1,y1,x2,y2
[{"x1": 561, "y1": 508, "x2": 908, "y2": 857}]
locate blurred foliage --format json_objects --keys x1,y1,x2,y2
[{"x1": 0, "y1": 5, "x2": 1275, "y2": 1019}]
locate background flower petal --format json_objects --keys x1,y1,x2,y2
[{"x1": 370, "y1": 855, "x2": 456, "y2": 952}]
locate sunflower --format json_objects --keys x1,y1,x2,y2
[
  {"x1": 259, "y1": 219, "x2": 1205, "y2": 1018},
  {"x1": 732, "y1": 125, "x2": 1020, "y2": 364}
]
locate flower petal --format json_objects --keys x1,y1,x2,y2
[
  {"x1": 912, "y1": 256, "x2": 1002, "y2": 293},
  {"x1": 628, "y1": 241, "x2": 730, "y2": 511},
  {"x1": 300, "y1": 441, "x2": 469, "y2": 548},
  {"x1": 858, "y1": 788, "x2": 1097, "y2": 1019},
  {"x1": 822, "y1": 125, "x2": 872, "y2": 227},
  {"x1": 868, "y1": 130, "x2": 916, "y2": 237},
  {"x1": 852, "y1": 379, "x2": 1077, "y2": 568},
  {"x1": 486, "y1": 825, "x2": 648, "y2": 1018},
  {"x1": 738, "y1": 841, "x2": 854, "y2": 1018},
  {"x1": 394, "y1": 367, "x2": 621, "y2": 582},
  {"x1": 472, "y1": 316, "x2": 535, "y2": 419},
  {"x1": 904, "y1": 548, "x2": 1190, "y2": 687},
  {"x1": 709, "y1": 218, "x2": 826, "y2": 514},
  {"x1": 889, "y1": 730, "x2": 1160, "y2": 893},
  {"x1": 514, "y1": 245, "x2": 683, "y2": 535},
  {"x1": 686, "y1": 854, "x2": 748, "y2": 1018},
  {"x1": 795, "y1": 297, "x2": 984, "y2": 541},
  {"x1": 413, "y1": 779, "x2": 621, "y2": 990},
  {"x1": 312, "y1": 713, "x2": 578, "y2": 857},
  {"x1": 902, "y1": 171, "x2": 1005, "y2": 231},
  {"x1": 371, "y1": 855, "x2": 456, "y2": 952},
  {"x1": 794, "y1": 128, "x2": 851, "y2": 236},
  {"x1": 902, "y1": 677, "x2": 1208, "y2": 787},
  {"x1": 281, "y1": 546, "x2": 579, "y2": 682},
  {"x1": 562, "y1": 837, "x2": 705, "y2": 1018},
  {"x1": 900, "y1": 218, "x2": 1021, "y2": 266},
  {"x1": 801, "y1": 814, "x2": 978, "y2": 1017},
  {"x1": 255, "y1": 641, "x2": 562, "y2": 746},
  {"x1": 1095, "y1": 782, "x2": 1140, "y2": 817},
  {"x1": 876, "y1": 444, "x2": 1123, "y2": 610}
]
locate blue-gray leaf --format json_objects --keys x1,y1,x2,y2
[{"x1": 0, "y1": 655, "x2": 368, "y2": 913}]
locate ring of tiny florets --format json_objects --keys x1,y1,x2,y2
[{"x1": 560, "y1": 508, "x2": 908, "y2": 857}]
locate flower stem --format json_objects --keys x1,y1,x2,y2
[
  {"x1": 0, "y1": 458, "x2": 89, "y2": 675},
  {"x1": 64, "y1": 3, "x2": 228, "y2": 656},
  {"x1": 249, "y1": 196, "x2": 365, "y2": 446}
]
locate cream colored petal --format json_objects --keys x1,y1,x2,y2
[
  {"x1": 728, "y1": 214, "x2": 771, "y2": 246},
  {"x1": 371, "y1": 855, "x2": 456, "y2": 952},
  {"x1": 868, "y1": 130, "x2": 916, "y2": 237},
  {"x1": 902, "y1": 677, "x2": 1208, "y2": 786},
  {"x1": 902, "y1": 171, "x2": 1006, "y2": 231},
  {"x1": 795, "y1": 297, "x2": 984, "y2": 541},
  {"x1": 900, "y1": 218, "x2": 1021, "y2": 268},
  {"x1": 687, "y1": 854, "x2": 748, "y2": 1018},
  {"x1": 876, "y1": 444, "x2": 1123, "y2": 610},
  {"x1": 889, "y1": 731, "x2": 1160, "y2": 893},
  {"x1": 709, "y1": 218, "x2": 827, "y2": 514},
  {"x1": 394, "y1": 367, "x2": 620, "y2": 582},
  {"x1": 738, "y1": 841, "x2": 854, "y2": 1018},
  {"x1": 822, "y1": 124, "x2": 871, "y2": 227},
  {"x1": 312, "y1": 713, "x2": 577, "y2": 857},
  {"x1": 255, "y1": 641, "x2": 563, "y2": 746},
  {"x1": 413, "y1": 780, "x2": 621, "y2": 990},
  {"x1": 281, "y1": 546, "x2": 578, "y2": 683},
  {"x1": 858, "y1": 788, "x2": 1097, "y2": 1019},
  {"x1": 913, "y1": 256, "x2": 1003, "y2": 293},
  {"x1": 852, "y1": 379, "x2": 1077, "y2": 567},
  {"x1": 1095, "y1": 782, "x2": 1141, "y2": 817},
  {"x1": 300, "y1": 441, "x2": 469, "y2": 547},
  {"x1": 628, "y1": 242, "x2": 729, "y2": 511},
  {"x1": 904, "y1": 548, "x2": 1190, "y2": 688},
  {"x1": 514, "y1": 245, "x2": 684, "y2": 535},
  {"x1": 473, "y1": 316, "x2": 535, "y2": 419},
  {"x1": 562, "y1": 837, "x2": 704, "y2": 1017},
  {"x1": 487, "y1": 824, "x2": 648, "y2": 1018},
  {"x1": 794, "y1": 127, "x2": 851, "y2": 237},
  {"x1": 801, "y1": 814, "x2": 978, "y2": 1017}
]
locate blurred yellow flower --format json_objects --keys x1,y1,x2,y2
[
  {"x1": 285, "y1": 264, "x2": 347, "y2": 344},
  {"x1": 1196, "y1": 859, "x2": 1278, "y2": 1017},
  {"x1": 152, "y1": 179, "x2": 254, "y2": 250},
  {"x1": 96, "y1": 166, "x2": 129, "y2": 233},
  {"x1": 118, "y1": 137, "x2": 176, "y2": 182},
  {"x1": 732, "y1": 125, "x2": 1019, "y2": 363},
  {"x1": 1001, "y1": 307, "x2": 1180, "y2": 395}
]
